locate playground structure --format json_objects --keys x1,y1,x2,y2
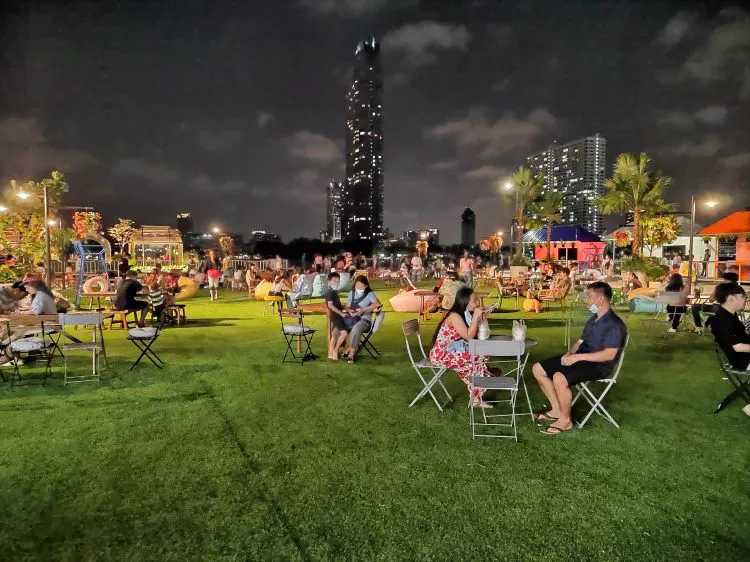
[
  {"x1": 73, "y1": 233, "x2": 112, "y2": 307},
  {"x1": 129, "y1": 226, "x2": 184, "y2": 268}
]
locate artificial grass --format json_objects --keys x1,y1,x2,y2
[{"x1": 0, "y1": 287, "x2": 748, "y2": 561}]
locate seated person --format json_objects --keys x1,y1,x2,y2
[
  {"x1": 24, "y1": 280, "x2": 57, "y2": 315},
  {"x1": 324, "y1": 272, "x2": 349, "y2": 361},
  {"x1": 114, "y1": 270, "x2": 147, "y2": 327},
  {"x1": 691, "y1": 271, "x2": 739, "y2": 332},
  {"x1": 269, "y1": 271, "x2": 291, "y2": 297},
  {"x1": 429, "y1": 287, "x2": 492, "y2": 408},
  {"x1": 625, "y1": 272, "x2": 643, "y2": 297},
  {"x1": 342, "y1": 275, "x2": 381, "y2": 364},
  {"x1": 147, "y1": 281, "x2": 173, "y2": 321},
  {"x1": 663, "y1": 273, "x2": 689, "y2": 332},
  {"x1": 437, "y1": 272, "x2": 465, "y2": 311},
  {"x1": 0, "y1": 281, "x2": 27, "y2": 314},
  {"x1": 287, "y1": 266, "x2": 314, "y2": 306},
  {"x1": 532, "y1": 281, "x2": 627, "y2": 435},
  {"x1": 709, "y1": 283, "x2": 750, "y2": 371}
]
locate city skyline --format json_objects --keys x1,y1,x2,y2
[{"x1": 1, "y1": 2, "x2": 749, "y2": 243}]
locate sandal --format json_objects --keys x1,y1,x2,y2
[
  {"x1": 535, "y1": 412, "x2": 558, "y2": 424},
  {"x1": 541, "y1": 424, "x2": 573, "y2": 436}
]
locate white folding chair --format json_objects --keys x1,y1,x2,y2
[
  {"x1": 58, "y1": 312, "x2": 106, "y2": 384},
  {"x1": 402, "y1": 319, "x2": 452, "y2": 412},
  {"x1": 571, "y1": 334, "x2": 629, "y2": 428},
  {"x1": 468, "y1": 338, "x2": 525, "y2": 441}
]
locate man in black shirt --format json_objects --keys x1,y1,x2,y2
[
  {"x1": 709, "y1": 283, "x2": 750, "y2": 371},
  {"x1": 323, "y1": 272, "x2": 350, "y2": 360},
  {"x1": 114, "y1": 270, "x2": 147, "y2": 327}
]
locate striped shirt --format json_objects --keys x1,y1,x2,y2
[{"x1": 149, "y1": 288, "x2": 164, "y2": 308}]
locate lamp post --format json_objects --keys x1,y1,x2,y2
[
  {"x1": 687, "y1": 197, "x2": 718, "y2": 293},
  {"x1": 502, "y1": 181, "x2": 518, "y2": 258},
  {"x1": 17, "y1": 186, "x2": 52, "y2": 286}
]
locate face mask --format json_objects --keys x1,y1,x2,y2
[
  {"x1": 355, "y1": 288, "x2": 364, "y2": 296},
  {"x1": 329, "y1": 283, "x2": 339, "y2": 290},
  {"x1": 589, "y1": 303, "x2": 599, "y2": 315}
]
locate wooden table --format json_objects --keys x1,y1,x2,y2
[
  {"x1": 413, "y1": 290, "x2": 438, "y2": 323},
  {"x1": 82, "y1": 291, "x2": 116, "y2": 310}
]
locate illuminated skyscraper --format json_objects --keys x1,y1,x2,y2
[
  {"x1": 326, "y1": 179, "x2": 344, "y2": 242},
  {"x1": 342, "y1": 35, "x2": 384, "y2": 241},
  {"x1": 176, "y1": 211, "x2": 193, "y2": 233},
  {"x1": 526, "y1": 134, "x2": 606, "y2": 234}
]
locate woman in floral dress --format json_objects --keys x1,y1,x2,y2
[{"x1": 429, "y1": 287, "x2": 492, "y2": 407}]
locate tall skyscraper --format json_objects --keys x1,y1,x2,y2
[
  {"x1": 326, "y1": 179, "x2": 344, "y2": 241},
  {"x1": 526, "y1": 133, "x2": 606, "y2": 234},
  {"x1": 461, "y1": 208, "x2": 476, "y2": 247},
  {"x1": 342, "y1": 35, "x2": 384, "y2": 241}
]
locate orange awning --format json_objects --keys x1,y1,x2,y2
[{"x1": 698, "y1": 211, "x2": 750, "y2": 236}]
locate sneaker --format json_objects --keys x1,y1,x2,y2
[
  {"x1": 743, "y1": 404, "x2": 750, "y2": 417},
  {"x1": 667, "y1": 328, "x2": 677, "y2": 333}
]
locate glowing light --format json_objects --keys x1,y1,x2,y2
[
  {"x1": 212, "y1": 227, "x2": 220, "y2": 234},
  {"x1": 503, "y1": 181, "x2": 513, "y2": 191},
  {"x1": 16, "y1": 191, "x2": 31, "y2": 200},
  {"x1": 0, "y1": 205, "x2": 7, "y2": 212},
  {"x1": 48, "y1": 219, "x2": 57, "y2": 227},
  {"x1": 705, "y1": 200, "x2": 718, "y2": 208}
]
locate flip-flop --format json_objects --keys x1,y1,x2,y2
[
  {"x1": 540, "y1": 424, "x2": 573, "y2": 436},
  {"x1": 535, "y1": 412, "x2": 558, "y2": 424}
]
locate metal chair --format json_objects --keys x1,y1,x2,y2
[
  {"x1": 277, "y1": 299, "x2": 317, "y2": 364},
  {"x1": 127, "y1": 323, "x2": 164, "y2": 370},
  {"x1": 58, "y1": 312, "x2": 106, "y2": 384},
  {"x1": 2, "y1": 318, "x2": 55, "y2": 387},
  {"x1": 402, "y1": 319, "x2": 452, "y2": 412},
  {"x1": 358, "y1": 307, "x2": 385, "y2": 359},
  {"x1": 571, "y1": 334, "x2": 630, "y2": 428},
  {"x1": 467, "y1": 338, "x2": 525, "y2": 441},
  {"x1": 713, "y1": 346, "x2": 750, "y2": 414}
]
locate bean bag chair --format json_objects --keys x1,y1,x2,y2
[
  {"x1": 389, "y1": 290, "x2": 439, "y2": 313},
  {"x1": 254, "y1": 280, "x2": 273, "y2": 300},
  {"x1": 174, "y1": 277, "x2": 199, "y2": 301},
  {"x1": 629, "y1": 296, "x2": 659, "y2": 314},
  {"x1": 83, "y1": 275, "x2": 109, "y2": 293},
  {"x1": 626, "y1": 287, "x2": 659, "y2": 302},
  {"x1": 338, "y1": 272, "x2": 352, "y2": 293}
]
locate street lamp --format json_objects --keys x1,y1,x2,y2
[
  {"x1": 211, "y1": 226, "x2": 220, "y2": 235},
  {"x1": 16, "y1": 186, "x2": 52, "y2": 286},
  {"x1": 687, "y1": 196, "x2": 719, "y2": 293}
]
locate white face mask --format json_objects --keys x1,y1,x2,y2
[
  {"x1": 589, "y1": 303, "x2": 599, "y2": 315},
  {"x1": 329, "y1": 282, "x2": 339, "y2": 290},
  {"x1": 355, "y1": 288, "x2": 364, "y2": 296}
]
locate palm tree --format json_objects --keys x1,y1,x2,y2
[
  {"x1": 528, "y1": 191, "x2": 564, "y2": 261},
  {"x1": 598, "y1": 153, "x2": 672, "y2": 257},
  {"x1": 509, "y1": 166, "x2": 544, "y2": 257}
]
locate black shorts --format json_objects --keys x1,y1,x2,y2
[
  {"x1": 330, "y1": 313, "x2": 348, "y2": 332},
  {"x1": 539, "y1": 354, "x2": 611, "y2": 386},
  {"x1": 126, "y1": 300, "x2": 148, "y2": 311}
]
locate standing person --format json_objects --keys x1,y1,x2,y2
[
  {"x1": 702, "y1": 247, "x2": 711, "y2": 278},
  {"x1": 245, "y1": 265, "x2": 257, "y2": 298},
  {"x1": 205, "y1": 250, "x2": 222, "y2": 301},
  {"x1": 114, "y1": 271, "x2": 148, "y2": 327},
  {"x1": 324, "y1": 272, "x2": 349, "y2": 361},
  {"x1": 274, "y1": 254, "x2": 283, "y2": 272},
  {"x1": 118, "y1": 255, "x2": 130, "y2": 280},
  {"x1": 410, "y1": 253, "x2": 423, "y2": 284},
  {"x1": 429, "y1": 287, "x2": 492, "y2": 408},
  {"x1": 459, "y1": 250, "x2": 475, "y2": 287},
  {"x1": 671, "y1": 253, "x2": 682, "y2": 270}
]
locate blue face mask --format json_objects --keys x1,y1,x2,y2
[{"x1": 589, "y1": 303, "x2": 599, "y2": 315}]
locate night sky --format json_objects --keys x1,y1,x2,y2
[{"x1": 1, "y1": 1, "x2": 749, "y2": 243}]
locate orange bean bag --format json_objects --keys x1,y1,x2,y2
[{"x1": 389, "y1": 289, "x2": 439, "y2": 313}]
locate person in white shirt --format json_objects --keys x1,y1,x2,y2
[
  {"x1": 410, "y1": 254, "x2": 423, "y2": 283},
  {"x1": 24, "y1": 280, "x2": 57, "y2": 315}
]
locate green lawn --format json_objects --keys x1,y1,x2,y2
[{"x1": 1, "y1": 287, "x2": 748, "y2": 561}]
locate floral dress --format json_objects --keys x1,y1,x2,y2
[{"x1": 429, "y1": 321, "x2": 490, "y2": 400}]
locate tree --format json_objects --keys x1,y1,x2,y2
[
  {"x1": 0, "y1": 171, "x2": 69, "y2": 268},
  {"x1": 598, "y1": 153, "x2": 672, "y2": 256},
  {"x1": 641, "y1": 215, "x2": 680, "y2": 256},
  {"x1": 527, "y1": 191, "x2": 563, "y2": 260},
  {"x1": 508, "y1": 166, "x2": 545, "y2": 257},
  {"x1": 107, "y1": 218, "x2": 137, "y2": 253},
  {"x1": 218, "y1": 234, "x2": 235, "y2": 257},
  {"x1": 72, "y1": 211, "x2": 103, "y2": 239}
]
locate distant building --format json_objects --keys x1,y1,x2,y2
[
  {"x1": 326, "y1": 179, "x2": 344, "y2": 241},
  {"x1": 250, "y1": 230, "x2": 281, "y2": 243},
  {"x1": 176, "y1": 211, "x2": 193, "y2": 233},
  {"x1": 526, "y1": 133, "x2": 607, "y2": 234},
  {"x1": 461, "y1": 209, "x2": 476, "y2": 247},
  {"x1": 401, "y1": 227, "x2": 439, "y2": 247},
  {"x1": 342, "y1": 35, "x2": 384, "y2": 241}
]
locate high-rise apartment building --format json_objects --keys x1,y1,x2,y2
[
  {"x1": 342, "y1": 35, "x2": 384, "y2": 241},
  {"x1": 461, "y1": 208, "x2": 476, "y2": 247},
  {"x1": 176, "y1": 211, "x2": 193, "y2": 233},
  {"x1": 326, "y1": 179, "x2": 344, "y2": 241},
  {"x1": 526, "y1": 133, "x2": 606, "y2": 234}
]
